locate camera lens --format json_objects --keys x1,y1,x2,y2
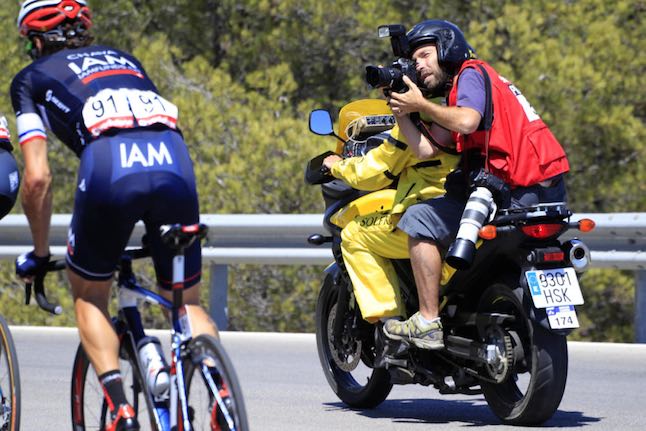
[
  {"x1": 365, "y1": 65, "x2": 400, "y2": 89},
  {"x1": 446, "y1": 187, "x2": 494, "y2": 269}
]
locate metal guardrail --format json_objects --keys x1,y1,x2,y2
[
  {"x1": 0, "y1": 212, "x2": 644, "y2": 266},
  {"x1": 0, "y1": 213, "x2": 644, "y2": 336}
]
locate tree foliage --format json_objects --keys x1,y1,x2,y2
[{"x1": 0, "y1": 1, "x2": 642, "y2": 339}]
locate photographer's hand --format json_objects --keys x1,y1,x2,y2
[{"x1": 388, "y1": 76, "x2": 427, "y2": 116}]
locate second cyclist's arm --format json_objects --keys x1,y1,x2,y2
[{"x1": 21, "y1": 137, "x2": 52, "y2": 256}]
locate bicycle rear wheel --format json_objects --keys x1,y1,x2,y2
[
  {"x1": 183, "y1": 335, "x2": 249, "y2": 431},
  {"x1": 70, "y1": 342, "x2": 157, "y2": 430},
  {"x1": 0, "y1": 316, "x2": 19, "y2": 431}
]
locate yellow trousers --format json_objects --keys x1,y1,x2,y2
[{"x1": 340, "y1": 212, "x2": 409, "y2": 323}]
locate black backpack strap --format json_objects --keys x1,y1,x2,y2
[
  {"x1": 413, "y1": 159, "x2": 442, "y2": 168},
  {"x1": 475, "y1": 64, "x2": 493, "y2": 132},
  {"x1": 474, "y1": 64, "x2": 494, "y2": 172}
]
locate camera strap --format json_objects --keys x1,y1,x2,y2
[
  {"x1": 475, "y1": 64, "x2": 493, "y2": 173},
  {"x1": 411, "y1": 113, "x2": 459, "y2": 155}
]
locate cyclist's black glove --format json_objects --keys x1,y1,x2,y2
[{"x1": 16, "y1": 251, "x2": 50, "y2": 278}]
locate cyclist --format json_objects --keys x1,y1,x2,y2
[
  {"x1": 12, "y1": 2, "x2": 217, "y2": 430},
  {"x1": 0, "y1": 116, "x2": 20, "y2": 219}
]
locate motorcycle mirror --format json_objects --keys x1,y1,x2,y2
[{"x1": 309, "y1": 109, "x2": 335, "y2": 136}]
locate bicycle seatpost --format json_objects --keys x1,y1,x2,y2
[{"x1": 160, "y1": 223, "x2": 209, "y2": 328}]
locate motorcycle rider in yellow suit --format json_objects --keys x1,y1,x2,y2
[{"x1": 323, "y1": 99, "x2": 459, "y2": 323}]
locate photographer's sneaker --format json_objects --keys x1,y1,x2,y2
[{"x1": 383, "y1": 312, "x2": 444, "y2": 350}]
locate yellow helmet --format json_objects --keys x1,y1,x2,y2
[{"x1": 336, "y1": 99, "x2": 394, "y2": 154}]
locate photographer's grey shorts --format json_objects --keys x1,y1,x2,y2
[{"x1": 397, "y1": 176, "x2": 567, "y2": 251}]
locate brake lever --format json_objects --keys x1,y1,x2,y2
[{"x1": 25, "y1": 281, "x2": 32, "y2": 306}]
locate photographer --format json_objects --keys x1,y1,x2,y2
[
  {"x1": 322, "y1": 100, "x2": 458, "y2": 323},
  {"x1": 381, "y1": 20, "x2": 570, "y2": 350}
]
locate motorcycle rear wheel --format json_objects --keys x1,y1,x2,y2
[
  {"x1": 478, "y1": 283, "x2": 568, "y2": 425},
  {"x1": 315, "y1": 277, "x2": 392, "y2": 408}
]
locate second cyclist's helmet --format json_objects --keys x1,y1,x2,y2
[{"x1": 406, "y1": 20, "x2": 472, "y2": 74}]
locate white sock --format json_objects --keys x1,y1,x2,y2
[{"x1": 417, "y1": 313, "x2": 440, "y2": 325}]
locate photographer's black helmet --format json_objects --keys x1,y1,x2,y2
[{"x1": 406, "y1": 20, "x2": 472, "y2": 74}]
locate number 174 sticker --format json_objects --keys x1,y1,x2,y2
[{"x1": 546, "y1": 305, "x2": 580, "y2": 329}]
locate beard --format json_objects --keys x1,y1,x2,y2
[{"x1": 423, "y1": 68, "x2": 450, "y2": 93}]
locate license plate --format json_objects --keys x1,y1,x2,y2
[
  {"x1": 546, "y1": 305, "x2": 580, "y2": 329},
  {"x1": 525, "y1": 267, "x2": 584, "y2": 309}
]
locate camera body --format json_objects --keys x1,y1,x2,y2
[
  {"x1": 365, "y1": 24, "x2": 421, "y2": 94},
  {"x1": 470, "y1": 168, "x2": 509, "y2": 201},
  {"x1": 365, "y1": 59, "x2": 418, "y2": 94}
]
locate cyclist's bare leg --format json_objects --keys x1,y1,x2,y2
[
  {"x1": 68, "y1": 269, "x2": 120, "y2": 375},
  {"x1": 159, "y1": 282, "x2": 219, "y2": 338}
]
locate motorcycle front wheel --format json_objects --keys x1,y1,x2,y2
[
  {"x1": 478, "y1": 283, "x2": 568, "y2": 425},
  {"x1": 315, "y1": 277, "x2": 392, "y2": 408}
]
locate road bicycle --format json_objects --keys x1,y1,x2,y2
[{"x1": 30, "y1": 223, "x2": 248, "y2": 431}]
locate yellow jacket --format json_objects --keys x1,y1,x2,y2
[{"x1": 330, "y1": 124, "x2": 459, "y2": 214}]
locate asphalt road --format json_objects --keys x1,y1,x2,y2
[{"x1": 10, "y1": 327, "x2": 646, "y2": 430}]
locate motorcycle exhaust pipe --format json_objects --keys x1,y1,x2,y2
[{"x1": 564, "y1": 239, "x2": 591, "y2": 272}]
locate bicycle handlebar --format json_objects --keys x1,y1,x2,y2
[
  {"x1": 25, "y1": 260, "x2": 66, "y2": 315},
  {"x1": 24, "y1": 224, "x2": 206, "y2": 315}
]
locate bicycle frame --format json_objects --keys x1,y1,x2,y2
[{"x1": 117, "y1": 251, "x2": 199, "y2": 431}]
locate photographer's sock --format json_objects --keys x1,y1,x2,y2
[{"x1": 417, "y1": 313, "x2": 440, "y2": 325}]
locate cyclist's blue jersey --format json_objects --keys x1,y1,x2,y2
[
  {"x1": 11, "y1": 45, "x2": 200, "y2": 287},
  {"x1": 11, "y1": 45, "x2": 178, "y2": 156}
]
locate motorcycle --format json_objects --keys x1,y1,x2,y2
[{"x1": 305, "y1": 103, "x2": 595, "y2": 425}]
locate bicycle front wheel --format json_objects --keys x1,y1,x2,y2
[
  {"x1": 183, "y1": 335, "x2": 249, "y2": 431},
  {"x1": 0, "y1": 316, "x2": 19, "y2": 431}
]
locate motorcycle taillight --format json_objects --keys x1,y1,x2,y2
[{"x1": 520, "y1": 223, "x2": 565, "y2": 239}]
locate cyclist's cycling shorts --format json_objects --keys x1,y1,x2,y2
[{"x1": 66, "y1": 128, "x2": 201, "y2": 289}]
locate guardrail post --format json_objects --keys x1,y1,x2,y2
[
  {"x1": 636, "y1": 270, "x2": 646, "y2": 343},
  {"x1": 209, "y1": 263, "x2": 228, "y2": 331}
]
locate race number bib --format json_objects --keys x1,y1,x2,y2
[{"x1": 82, "y1": 88, "x2": 178, "y2": 136}]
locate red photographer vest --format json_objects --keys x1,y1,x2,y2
[{"x1": 448, "y1": 59, "x2": 569, "y2": 187}]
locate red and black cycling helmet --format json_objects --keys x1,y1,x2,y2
[
  {"x1": 406, "y1": 20, "x2": 472, "y2": 74},
  {"x1": 17, "y1": 0, "x2": 92, "y2": 37}
]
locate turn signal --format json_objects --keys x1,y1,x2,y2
[
  {"x1": 478, "y1": 225, "x2": 497, "y2": 240},
  {"x1": 578, "y1": 218, "x2": 596, "y2": 232}
]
